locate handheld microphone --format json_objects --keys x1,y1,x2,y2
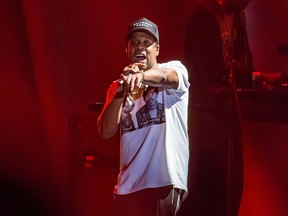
[{"x1": 118, "y1": 79, "x2": 124, "y2": 86}]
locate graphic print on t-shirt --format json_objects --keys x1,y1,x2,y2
[
  {"x1": 121, "y1": 100, "x2": 136, "y2": 134},
  {"x1": 121, "y1": 87, "x2": 165, "y2": 134}
]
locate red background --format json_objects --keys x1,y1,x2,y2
[{"x1": 0, "y1": 0, "x2": 287, "y2": 215}]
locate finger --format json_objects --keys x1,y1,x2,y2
[
  {"x1": 130, "y1": 64, "x2": 139, "y2": 73},
  {"x1": 134, "y1": 63, "x2": 145, "y2": 71},
  {"x1": 126, "y1": 73, "x2": 133, "y2": 85},
  {"x1": 134, "y1": 62, "x2": 145, "y2": 68},
  {"x1": 123, "y1": 67, "x2": 133, "y2": 75},
  {"x1": 123, "y1": 64, "x2": 135, "y2": 74},
  {"x1": 130, "y1": 76, "x2": 136, "y2": 91},
  {"x1": 135, "y1": 75, "x2": 142, "y2": 88}
]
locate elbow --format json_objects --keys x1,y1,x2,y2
[
  {"x1": 161, "y1": 77, "x2": 178, "y2": 89},
  {"x1": 160, "y1": 76, "x2": 168, "y2": 85},
  {"x1": 100, "y1": 130, "x2": 116, "y2": 139},
  {"x1": 161, "y1": 69, "x2": 179, "y2": 89}
]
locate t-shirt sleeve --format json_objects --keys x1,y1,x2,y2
[{"x1": 161, "y1": 60, "x2": 190, "y2": 94}]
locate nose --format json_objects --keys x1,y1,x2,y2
[{"x1": 135, "y1": 42, "x2": 146, "y2": 50}]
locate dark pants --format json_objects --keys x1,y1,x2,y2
[{"x1": 114, "y1": 186, "x2": 185, "y2": 216}]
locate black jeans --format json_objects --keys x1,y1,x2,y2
[{"x1": 114, "y1": 186, "x2": 185, "y2": 216}]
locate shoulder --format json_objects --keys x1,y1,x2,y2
[
  {"x1": 159, "y1": 61, "x2": 188, "y2": 78},
  {"x1": 158, "y1": 61, "x2": 187, "y2": 71}
]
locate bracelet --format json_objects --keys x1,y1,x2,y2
[{"x1": 139, "y1": 71, "x2": 145, "y2": 83}]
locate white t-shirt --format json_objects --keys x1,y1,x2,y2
[{"x1": 113, "y1": 60, "x2": 190, "y2": 195}]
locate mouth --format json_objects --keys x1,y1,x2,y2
[{"x1": 135, "y1": 54, "x2": 146, "y2": 63}]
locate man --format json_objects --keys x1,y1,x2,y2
[
  {"x1": 182, "y1": 0, "x2": 254, "y2": 215},
  {"x1": 97, "y1": 18, "x2": 190, "y2": 216}
]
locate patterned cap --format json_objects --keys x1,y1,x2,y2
[{"x1": 127, "y1": 18, "x2": 159, "y2": 43}]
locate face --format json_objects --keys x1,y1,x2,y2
[{"x1": 126, "y1": 31, "x2": 160, "y2": 71}]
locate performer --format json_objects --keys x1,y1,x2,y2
[{"x1": 97, "y1": 17, "x2": 190, "y2": 216}]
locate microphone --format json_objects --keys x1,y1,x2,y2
[{"x1": 118, "y1": 79, "x2": 124, "y2": 86}]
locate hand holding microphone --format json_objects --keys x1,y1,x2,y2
[
  {"x1": 118, "y1": 63, "x2": 146, "y2": 101},
  {"x1": 119, "y1": 63, "x2": 145, "y2": 87}
]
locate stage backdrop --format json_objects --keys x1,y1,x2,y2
[{"x1": 0, "y1": 0, "x2": 287, "y2": 215}]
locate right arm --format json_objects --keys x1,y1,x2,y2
[
  {"x1": 97, "y1": 82, "x2": 126, "y2": 139},
  {"x1": 97, "y1": 65, "x2": 139, "y2": 139}
]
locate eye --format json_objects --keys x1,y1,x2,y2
[
  {"x1": 143, "y1": 40, "x2": 153, "y2": 47},
  {"x1": 129, "y1": 39, "x2": 138, "y2": 46},
  {"x1": 129, "y1": 38, "x2": 154, "y2": 48}
]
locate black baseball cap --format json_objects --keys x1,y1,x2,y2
[{"x1": 126, "y1": 18, "x2": 159, "y2": 43}]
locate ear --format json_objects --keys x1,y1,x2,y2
[{"x1": 156, "y1": 44, "x2": 160, "y2": 56}]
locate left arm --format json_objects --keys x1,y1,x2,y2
[
  {"x1": 141, "y1": 67, "x2": 179, "y2": 89},
  {"x1": 123, "y1": 66, "x2": 179, "y2": 94}
]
